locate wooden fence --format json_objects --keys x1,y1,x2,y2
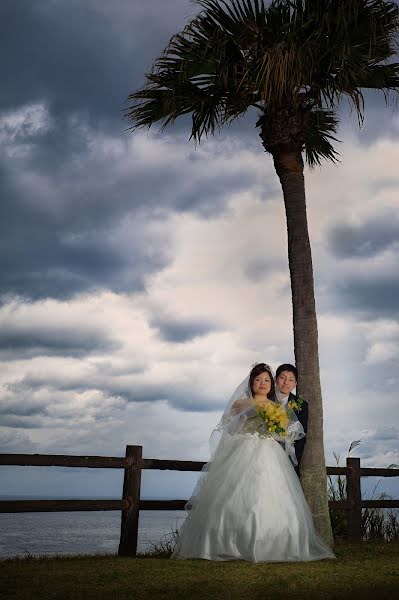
[{"x1": 0, "y1": 447, "x2": 398, "y2": 555}]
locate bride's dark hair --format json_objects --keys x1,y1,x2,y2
[{"x1": 249, "y1": 363, "x2": 275, "y2": 400}]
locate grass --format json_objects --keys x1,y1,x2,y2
[{"x1": 1, "y1": 542, "x2": 399, "y2": 600}]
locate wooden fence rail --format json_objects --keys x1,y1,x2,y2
[{"x1": 1, "y1": 448, "x2": 398, "y2": 554}]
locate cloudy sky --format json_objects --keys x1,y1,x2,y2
[{"x1": 1, "y1": 0, "x2": 398, "y2": 501}]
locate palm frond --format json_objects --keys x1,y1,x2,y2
[
  {"x1": 304, "y1": 108, "x2": 341, "y2": 168},
  {"x1": 125, "y1": 0, "x2": 399, "y2": 159},
  {"x1": 300, "y1": 0, "x2": 399, "y2": 118}
]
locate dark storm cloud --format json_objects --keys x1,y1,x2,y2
[
  {"x1": 340, "y1": 94, "x2": 399, "y2": 147},
  {"x1": 0, "y1": 324, "x2": 119, "y2": 359},
  {"x1": 151, "y1": 316, "x2": 217, "y2": 343},
  {"x1": 0, "y1": 396, "x2": 48, "y2": 418},
  {"x1": 0, "y1": 201, "x2": 166, "y2": 301},
  {"x1": 0, "y1": 0, "x2": 279, "y2": 302},
  {"x1": 0, "y1": 0, "x2": 393, "y2": 147},
  {"x1": 114, "y1": 382, "x2": 217, "y2": 411},
  {"x1": 0, "y1": 0, "x2": 202, "y2": 302},
  {"x1": 12, "y1": 372, "x2": 220, "y2": 414},
  {"x1": 1, "y1": 0, "x2": 395, "y2": 307},
  {"x1": 325, "y1": 214, "x2": 399, "y2": 315},
  {"x1": 350, "y1": 430, "x2": 399, "y2": 473},
  {"x1": 370, "y1": 427, "x2": 399, "y2": 443},
  {"x1": 0, "y1": 138, "x2": 170, "y2": 300},
  {"x1": 0, "y1": 0, "x2": 193, "y2": 120},
  {"x1": 0, "y1": 132, "x2": 262, "y2": 300},
  {"x1": 0, "y1": 390, "x2": 50, "y2": 428},
  {"x1": 0, "y1": 415, "x2": 45, "y2": 429},
  {"x1": 1, "y1": 1, "x2": 118, "y2": 118},
  {"x1": 0, "y1": 94, "x2": 271, "y2": 301},
  {"x1": 0, "y1": 0, "x2": 258, "y2": 160},
  {"x1": 328, "y1": 215, "x2": 399, "y2": 259},
  {"x1": 335, "y1": 279, "x2": 399, "y2": 316}
]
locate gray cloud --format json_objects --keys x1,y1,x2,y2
[
  {"x1": 151, "y1": 316, "x2": 218, "y2": 343},
  {"x1": 368, "y1": 426, "x2": 399, "y2": 444},
  {"x1": 328, "y1": 215, "x2": 399, "y2": 259},
  {"x1": 0, "y1": 0, "x2": 192, "y2": 303},
  {"x1": 0, "y1": 415, "x2": 47, "y2": 429},
  {"x1": 0, "y1": 395, "x2": 48, "y2": 418},
  {"x1": 0, "y1": 118, "x2": 269, "y2": 301},
  {"x1": 324, "y1": 213, "x2": 399, "y2": 316},
  {"x1": 0, "y1": 377, "x2": 129, "y2": 430},
  {"x1": 243, "y1": 257, "x2": 286, "y2": 282},
  {"x1": 370, "y1": 177, "x2": 399, "y2": 194},
  {"x1": 0, "y1": 0, "x2": 175, "y2": 118},
  {"x1": 0, "y1": 0, "x2": 202, "y2": 142},
  {"x1": 0, "y1": 325, "x2": 119, "y2": 359},
  {"x1": 0, "y1": 0, "x2": 282, "y2": 304},
  {"x1": 0, "y1": 429, "x2": 38, "y2": 453},
  {"x1": 9, "y1": 372, "x2": 221, "y2": 415},
  {"x1": 1, "y1": 0, "x2": 392, "y2": 144},
  {"x1": 0, "y1": 152, "x2": 169, "y2": 300},
  {"x1": 333, "y1": 278, "x2": 399, "y2": 316}
]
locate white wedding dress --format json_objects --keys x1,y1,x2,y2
[{"x1": 171, "y1": 431, "x2": 335, "y2": 563}]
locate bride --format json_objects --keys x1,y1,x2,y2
[{"x1": 171, "y1": 363, "x2": 335, "y2": 562}]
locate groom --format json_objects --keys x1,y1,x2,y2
[{"x1": 275, "y1": 364, "x2": 308, "y2": 474}]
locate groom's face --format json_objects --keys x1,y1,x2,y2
[{"x1": 276, "y1": 370, "x2": 297, "y2": 396}]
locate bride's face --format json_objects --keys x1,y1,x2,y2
[{"x1": 251, "y1": 371, "x2": 272, "y2": 397}]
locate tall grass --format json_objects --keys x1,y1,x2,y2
[
  {"x1": 139, "y1": 524, "x2": 180, "y2": 558},
  {"x1": 327, "y1": 440, "x2": 399, "y2": 541}
]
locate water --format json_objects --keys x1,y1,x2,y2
[{"x1": 0, "y1": 510, "x2": 186, "y2": 558}]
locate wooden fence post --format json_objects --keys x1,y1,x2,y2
[
  {"x1": 346, "y1": 457, "x2": 362, "y2": 542},
  {"x1": 118, "y1": 445, "x2": 142, "y2": 556}
]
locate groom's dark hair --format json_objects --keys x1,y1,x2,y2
[
  {"x1": 276, "y1": 364, "x2": 298, "y2": 381},
  {"x1": 249, "y1": 363, "x2": 275, "y2": 399}
]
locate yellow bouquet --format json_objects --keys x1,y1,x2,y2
[{"x1": 254, "y1": 399, "x2": 289, "y2": 437}]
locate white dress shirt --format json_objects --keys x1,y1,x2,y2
[{"x1": 275, "y1": 389, "x2": 289, "y2": 406}]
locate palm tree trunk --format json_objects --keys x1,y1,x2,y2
[{"x1": 273, "y1": 149, "x2": 333, "y2": 546}]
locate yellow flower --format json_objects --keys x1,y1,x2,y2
[{"x1": 254, "y1": 400, "x2": 289, "y2": 436}]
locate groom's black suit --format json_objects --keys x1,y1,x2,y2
[{"x1": 288, "y1": 392, "x2": 308, "y2": 474}]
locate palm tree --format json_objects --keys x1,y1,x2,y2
[{"x1": 125, "y1": 0, "x2": 399, "y2": 543}]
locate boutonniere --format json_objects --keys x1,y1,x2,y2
[{"x1": 288, "y1": 396, "x2": 304, "y2": 412}]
